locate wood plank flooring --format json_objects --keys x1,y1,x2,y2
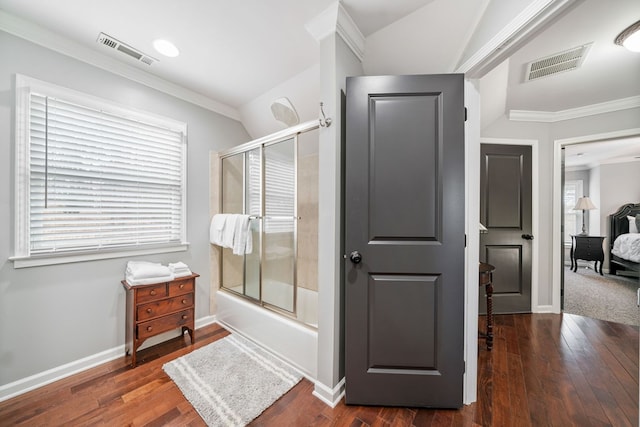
[{"x1": 0, "y1": 313, "x2": 637, "y2": 426}]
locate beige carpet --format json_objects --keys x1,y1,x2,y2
[{"x1": 564, "y1": 266, "x2": 640, "y2": 326}]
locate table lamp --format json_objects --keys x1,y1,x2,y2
[{"x1": 573, "y1": 196, "x2": 597, "y2": 235}]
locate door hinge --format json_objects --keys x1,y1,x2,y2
[
  {"x1": 464, "y1": 107, "x2": 468, "y2": 122},
  {"x1": 465, "y1": 234, "x2": 467, "y2": 247}
]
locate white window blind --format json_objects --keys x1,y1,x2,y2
[{"x1": 14, "y1": 75, "x2": 187, "y2": 264}]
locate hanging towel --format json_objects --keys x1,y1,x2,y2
[
  {"x1": 222, "y1": 214, "x2": 239, "y2": 249},
  {"x1": 232, "y1": 215, "x2": 253, "y2": 255},
  {"x1": 209, "y1": 214, "x2": 228, "y2": 246}
]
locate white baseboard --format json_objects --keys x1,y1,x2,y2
[
  {"x1": 533, "y1": 305, "x2": 555, "y2": 313},
  {"x1": 313, "y1": 377, "x2": 345, "y2": 407},
  {"x1": 0, "y1": 315, "x2": 217, "y2": 402}
]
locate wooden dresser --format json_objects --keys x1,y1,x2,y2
[{"x1": 122, "y1": 273, "x2": 199, "y2": 367}]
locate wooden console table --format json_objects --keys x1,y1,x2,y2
[
  {"x1": 122, "y1": 273, "x2": 199, "y2": 367},
  {"x1": 479, "y1": 262, "x2": 495, "y2": 351}
]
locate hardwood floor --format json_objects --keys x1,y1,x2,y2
[{"x1": 0, "y1": 313, "x2": 637, "y2": 426}]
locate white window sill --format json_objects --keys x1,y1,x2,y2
[{"x1": 10, "y1": 243, "x2": 190, "y2": 269}]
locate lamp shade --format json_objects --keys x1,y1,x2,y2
[{"x1": 574, "y1": 196, "x2": 597, "y2": 211}]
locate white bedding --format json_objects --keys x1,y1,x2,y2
[{"x1": 612, "y1": 233, "x2": 640, "y2": 263}]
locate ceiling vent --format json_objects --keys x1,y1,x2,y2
[
  {"x1": 96, "y1": 32, "x2": 157, "y2": 65},
  {"x1": 524, "y1": 43, "x2": 592, "y2": 82}
]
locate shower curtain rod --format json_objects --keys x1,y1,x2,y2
[{"x1": 219, "y1": 119, "x2": 319, "y2": 159}]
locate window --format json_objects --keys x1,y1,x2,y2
[
  {"x1": 563, "y1": 180, "x2": 583, "y2": 243},
  {"x1": 13, "y1": 75, "x2": 188, "y2": 267}
]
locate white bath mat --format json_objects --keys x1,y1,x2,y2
[{"x1": 163, "y1": 334, "x2": 302, "y2": 426}]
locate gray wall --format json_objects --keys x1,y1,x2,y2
[
  {"x1": 0, "y1": 31, "x2": 250, "y2": 386},
  {"x1": 483, "y1": 107, "x2": 640, "y2": 308}
]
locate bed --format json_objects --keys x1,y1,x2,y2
[{"x1": 608, "y1": 203, "x2": 640, "y2": 276}]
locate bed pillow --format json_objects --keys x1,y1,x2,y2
[{"x1": 628, "y1": 215, "x2": 639, "y2": 234}]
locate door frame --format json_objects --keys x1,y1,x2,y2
[
  {"x1": 551, "y1": 128, "x2": 640, "y2": 313},
  {"x1": 481, "y1": 137, "x2": 539, "y2": 312}
]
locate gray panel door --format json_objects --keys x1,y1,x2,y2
[
  {"x1": 345, "y1": 74, "x2": 465, "y2": 408},
  {"x1": 480, "y1": 144, "x2": 532, "y2": 314}
]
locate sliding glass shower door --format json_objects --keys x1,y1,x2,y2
[
  {"x1": 262, "y1": 138, "x2": 296, "y2": 312},
  {"x1": 220, "y1": 137, "x2": 297, "y2": 316}
]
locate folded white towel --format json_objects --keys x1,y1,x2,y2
[
  {"x1": 209, "y1": 214, "x2": 228, "y2": 246},
  {"x1": 126, "y1": 261, "x2": 172, "y2": 280},
  {"x1": 232, "y1": 214, "x2": 253, "y2": 255},
  {"x1": 168, "y1": 261, "x2": 192, "y2": 278},
  {"x1": 125, "y1": 274, "x2": 175, "y2": 286}
]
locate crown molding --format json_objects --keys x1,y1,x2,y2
[
  {"x1": 509, "y1": 96, "x2": 640, "y2": 122},
  {"x1": 305, "y1": 2, "x2": 365, "y2": 62},
  {"x1": 0, "y1": 10, "x2": 241, "y2": 121},
  {"x1": 456, "y1": 0, "x2": 576, "y2": 77}
]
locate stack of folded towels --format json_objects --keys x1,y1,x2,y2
[
  {"x1": 125, "y1": 260, "x2": 192, "y2": 286},
  {"x1": 168, "y1": 261, "x2": 192, "y2": 278}
]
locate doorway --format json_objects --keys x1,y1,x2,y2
[
  {"x1": 553, "y1": 132, "x2": 640, "y2": 322},
  {"x1": 552, "y1": 128, "x2": 640, "y2": 313}
]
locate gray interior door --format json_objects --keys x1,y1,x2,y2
[
  {"x1": 344, "y1": 74, "x2": 465, "y2": 408},
  {"x1": 480, "y1": 144, "x2": 532, "y2": 314}
]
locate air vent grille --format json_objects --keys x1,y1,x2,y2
[
  {"x1": 525, "y1": 43, "x2": 592, "y2": 82},
  {"x1": 96, "y1": 32, "x2": 157, "y2": 66}
]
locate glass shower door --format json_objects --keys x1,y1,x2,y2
[{"x1": 262, "y1": 138, "x2": 296, "y2": 313}]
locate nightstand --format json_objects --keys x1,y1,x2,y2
[{"x1": 570, "y1": 235, "x2": 605, "y2": 275}]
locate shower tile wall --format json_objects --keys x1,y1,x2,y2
[
  {"x1": 297, "y1": 152, "x2": 318, "y2": 292},
  {"x1": 221, "y1": 154, "x2": 244, "y2": 290}
]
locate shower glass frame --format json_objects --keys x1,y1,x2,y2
[{"x1": 218, "y1": 120, "x2": 318, "y2": 324}]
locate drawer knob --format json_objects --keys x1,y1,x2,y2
[
  {"x1": 147, "y1": 326, "x2": 153, "y2": 332},
  {"x1": 146, "y1": 308, "x2": 152, "y2": 314},
  {"x1": 179, "y1": 284, "x2": 185, "y2": 289},
  {"x1": 182, "y1": 315, "x2": 188, "y2": 320},
  {"x1": 182, "y1": 299, "x2": 187, "y2": 304},
  {"x1": 150, "y1": 290, "x2": 156, "y2": 296}
]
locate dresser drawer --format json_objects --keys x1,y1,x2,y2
[
  {"x1": 137, "y1": 293, "x2": 194, "y2": 321},
  {"x1": 136, "y1": 283, "x2": 168, "y2": 303},
  {"x1": 137, "y1": 308, "x2": 193, "y2": 340},
  {"x1": 169, "y1": 278, "x2": 194, "y2": 296}
]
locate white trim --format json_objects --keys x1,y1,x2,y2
[
  {"x1": 456, "y1": 0, "x2": 576, "y2": 76},
  {"x1": 534, "y1": 305, "x2": 554, "y2": 313},
  {"x1": 480, "y1": 138, "x2": 540, "y2": 313},
  {"x1": 11, "y1": 243, "x2": 189, "y2": 268},
  {"x1": 463, "y1": 80, "x2": 481, "y2": 405},
  {"x1": 313, "y1": 377, "x2": 346, "y2": 408},
  {"x1": 0, "y1": 10, "x2": 240, "y2": 121},
  {"x1": 0, "y1": 316, "x2": 217, "y2": 402},
  {"x1": 509, "y1": 96, "x2": 640, "y2": 123},
  {"x1": 552, "y1": 128, "x2": 640, "y2": 314},
  {"x1": 335, "y1": 4, "x2": 365, "y2": 61},
  {"x1": 304, "y1": 3, "x2": 365, "y2": 61}
]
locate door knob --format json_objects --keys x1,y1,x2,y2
[
  {"x1": 521, "y1": 234, "x2": 534, "y2": 240},
  {"x1": 349, "y1": 251, "x2": 362, "y2": 264}
]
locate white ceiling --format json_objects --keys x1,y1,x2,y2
[{"x1": 0, "y1": 0, "x2": 639, "y2": 149}]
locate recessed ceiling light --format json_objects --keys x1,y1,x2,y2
[
  {"x1": 153, "y1": 39, "x2": 180, "y2": 57},
  {"x1": 615, "y1": 20, "x2": 640, "y2": 53}
]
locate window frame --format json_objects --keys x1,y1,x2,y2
[
  {"x1": 12, "y1": 74, "x2": 189, "y2": 268},
  {"x1": 563, "y1": 179, "x2": 583, "y2": 244}
]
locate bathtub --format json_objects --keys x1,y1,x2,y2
[{"x1": 216, "y1": 287, "x2": 318, "y2": 379}]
